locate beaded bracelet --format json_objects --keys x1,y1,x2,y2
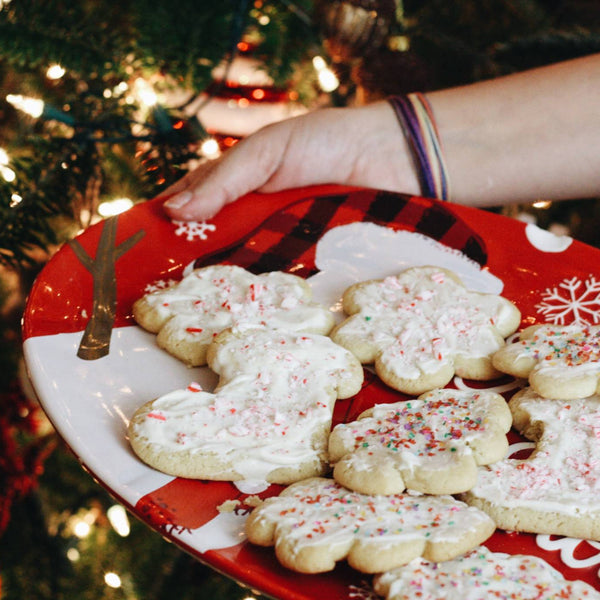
[{"x1": 388, "y1": 93, "x2": 450, "y2": 201}]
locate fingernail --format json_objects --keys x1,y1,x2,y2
[{"x1": 164, "y1": 191, "x2": 192, "y2": 209}]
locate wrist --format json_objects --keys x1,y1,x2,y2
[{"x1": 388, "y1": 94, "x2": 450, "y2": 201}]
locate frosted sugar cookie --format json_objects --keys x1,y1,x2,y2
[
  {"x1": 244, "y1": 477, "x2": 496, "y2": 574},
  {"x1": 133, "y1": 264, "x2": 335, "y2": 366},
  {"x1": 330, "y1": 266, "x2": 521, "y2": 395},
  {"x1": 373, "y1": 546, "x2": 600, "y2": 600},
  {"x1": 328, "y1": 388, "x2": 512, "y2": 495},
  {"x1": 492, "y1": 323, "x2": 600, "y2": 400},
  {"x1": 128, "y1": 327, "x2": 363, "y2": 484},
  {"x1": 462, "y1": 387, "x2": 600, "y2": 540}
]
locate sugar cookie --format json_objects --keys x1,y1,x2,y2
[
  {"x1": 328, "y1": 388, "x2": 512, "y2": 496},
  {"x1": 128, "y1": 327, "x2": 363, "y2": 484},
  {"x1": 330, "y1": 266, "x2": 521, "y2": 395},
  {"x1": 492, "y1": 323, "x2": 600, "y2": 400},
  {"x1": 244, "y1": 477, "x2": 496, "y2": 574},
  {"x1": 373, "y1": 546, "x2": 600, "y2": 599},
  {"x1": 462, "y1": 386, "x2": 600, "y2": 540},
  {"x1": 133, "y1": 264, "x2": 335, "y2": 366}
]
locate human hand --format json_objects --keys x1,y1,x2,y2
[{"x1": 162, "y1": 101, "x2": 420, "y2": 221}]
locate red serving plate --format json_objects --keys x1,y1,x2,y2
[{"x1": 23, "y1": 186, "x2": 600, "y2": 598}]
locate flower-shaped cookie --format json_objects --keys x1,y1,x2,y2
[
  {"x1": 493, "y1": 323, "x2": 600, "y2": 399},
  {"x1": 328, "y1": 388, "x2": 512, "y2": 496},
  {"x1": 330, "y1": 266, "x2": 521, "y2": 394},
  {"x1": 128, "y1": 327, "x2": 363, "y2": 484},
  {"x1": 244, "y1": 477, "x2": 495, "y2": 574},
  {"x1": 374, "y1": 546, "x2": 600, "y2": 600},
  {"x1": 133, "y1": 264, "x2": 335, "y2": 366},
  {"x1": 462, "y1": 387, "x2": 600, "y2": 540}
]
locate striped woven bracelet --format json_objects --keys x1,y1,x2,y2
[{"x1": 388, "y1": 93, "x2": 450, "y2": 201}]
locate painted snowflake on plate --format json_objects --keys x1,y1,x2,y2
[
  {"x1": 536, "y1": 276, "x2": 600, "y2": 325},
  {"x1": 172, "y1": 220, "x2": 216, "y2": 241}
]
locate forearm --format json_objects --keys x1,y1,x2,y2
[{"x1": 428, "y1": 54, "x2": 600, "y2": 206}]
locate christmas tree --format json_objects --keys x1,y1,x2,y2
[{"x1": 2, "y1": 1, "x2": 600, "y2": 598}]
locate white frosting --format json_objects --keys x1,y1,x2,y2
[
  {"x1": 331, "y1": 389, "x2": 509, "y2": 475},
  {"x1": 374, "y1": 546, "x2": 600, "y2": 599},
  {"x1": 252, "y1": 478, "x2": 493, "y2": 550},
  {"x1": 142, "y1": 264, "x2": 333, "y2": 340},
  {"x1": 335, "y1": 267, "x2": 516, "y2": 380},
  {"x1": 468, "y1": 388, "x2": 600, "y2": 516},
  {"x1": 130, "y1": 328, "x2": 361, "y2": 481}
]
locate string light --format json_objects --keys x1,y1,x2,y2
[
  {"x1": 312, "y1": 56, "x2": 339, "y2": 92},
  {"x1": 73, "y1": 520, "x2": 91, "y2": 539},
  {"x1": 6, "y1": 94, "x2": 44, "y2": 118},
  {"x1": 46, "y1": 64, "x2": 66, "y2": 80},
  {"x1": 69, "y1": 508, "x2": 99, "y2": 539},
  {"x1": 0, "y1": 147, "x2": 16, "y2": 182},
  {"x1": 104, "y1": 572, "x2": 122, "y2": 589},
  {"x1": 6, "y1": 93, "x2": 75, "y2": 125},
  {"x1": 107, "y1": 504, "x2": 131, "y2": 537},
  {"x1": 66, "y1": 548, "x2": 80, "y2": 562},
  {"x1": 200, "y1": 138, "x2": 221, "y2": 159},
  {"x1": 98, "y1": 197, "x2": 134, "y2": 217},
  {"x1": 1, "y1": 167, "x2": 15, "y2": 182},
  {"x1": 133, "y1": 78, "x2": 158, "y2": 107}
]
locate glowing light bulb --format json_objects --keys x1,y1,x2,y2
[
  {"x1": 201, "y1": 138, "x2": 221, "y2": 159},
  {"x1": 312, "y1": 56, "x2": 339, "y2": 92},
  {"x1": 0, "y1": 147, "x2": 15, "y2": 181},
  {"x1": 533, "y1": 200, "x2": 552, "y2": 209},
  {"x1": 98, "y1": 197, "x2": 134, "y2": 217},
  {"x1": 46, "y1": 64, "x2": 66, "y2": 80},
  {"x1": 134, "y1": 78, "x2": 158, "y2": 107},
  {"x1": 107, "y1": 505, "x2": 131, "y2": 537},
  {"x1": 66, "y1": 548, "x2": 80, "y2": 562},
  {"x1": 317, "y1": 68, "x2": 339, "y2": 93},
  {"x1": 312, "y1": 55, "x2": 327, "y2": 71},
  {"x1": 1, "y1": 165, "x2": 15, "y2": 182},
  {"x1": 104, "y1": 572, "x2": 122, "y2": 589},
  {"x1": 73, "y1": 520, "x2": 91, "y2": 538},
  {"x1": 6, "y1": 94, "x2": 44, "y2": 118}
]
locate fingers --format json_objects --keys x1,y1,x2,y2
[
  {"x1": 162, "y1": 155, "x2": 235, "y2": 220},
  {"x1": 163, "y1": 120, "x2": 292, "y2": 221}
]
